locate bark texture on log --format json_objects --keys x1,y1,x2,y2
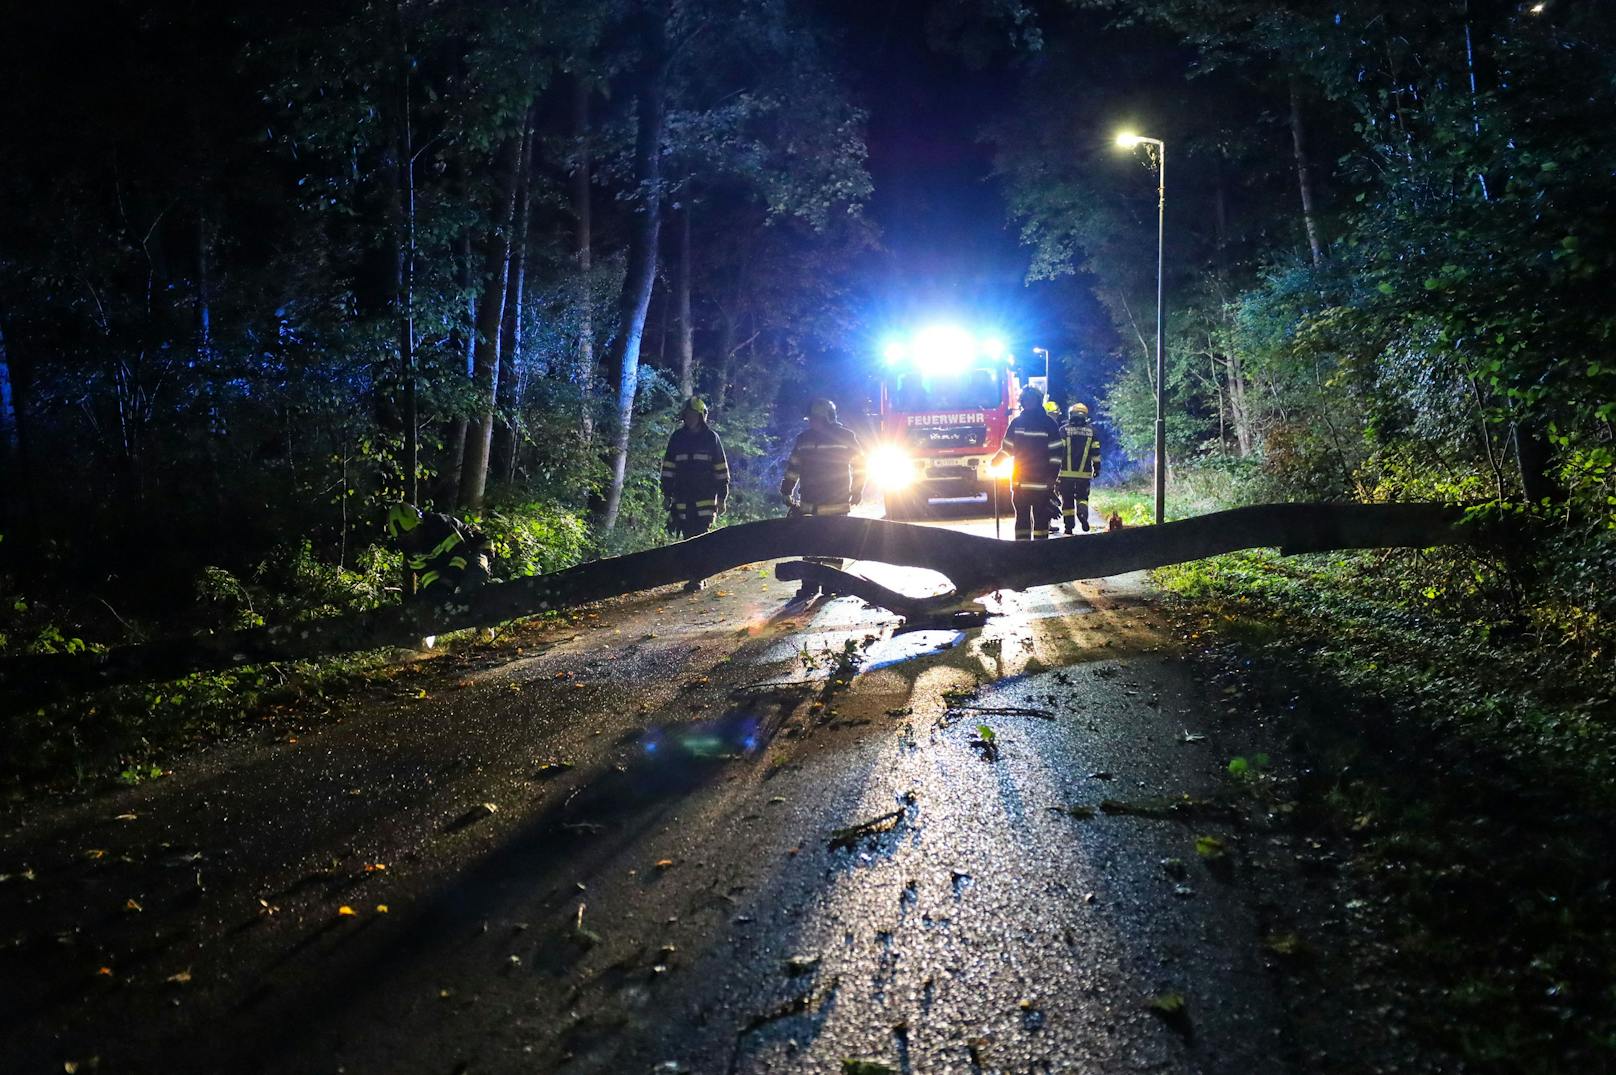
[{"x1": 1, "y1": 503, "x2": 1477, "y2": 707}]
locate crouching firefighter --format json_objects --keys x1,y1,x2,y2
[
  {"x1": 1058, "y1": 401, "x2": 1102, "y2": 534},
  {"x1": 660, "y1": 396, "x2": 731, "y2": 592},
  {"x1": 779, "y1": 397, "x2": 868, "y2": 598},
  {"x1": 990, "y1": 385, "x2": 1063, "y2": 540},
  {"x1": 386, "y1": 504, "x2": 492, "y2": 601}
]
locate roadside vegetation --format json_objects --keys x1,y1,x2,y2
[{"x1": 1135, "y1": 460, "x2": 1616, "y2": 1073}]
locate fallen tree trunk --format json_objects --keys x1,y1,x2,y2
[{"x1": 1, "y1": 503, "x2": 1479, "y2": 707}]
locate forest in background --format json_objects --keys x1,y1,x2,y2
[
  {"x1": 988, "y1": 0, "x2": 1615, "y2": 667},
  {"x1": 0, "y1": 0, "x2": 874, "y2": 626},
  {"x1": 1, "y1": 0, "x2": 1613, "y2": 786}
]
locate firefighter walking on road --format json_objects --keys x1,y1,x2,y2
[
  {"x1": 661, "y1": 397, "x2": 731, "y2": 592},
  {"x1": 1058, "y1": 401, "x2": 1103, "y2": 534},
  {"x1": 991, "y1": 385, "x2": 1064, "y2": 540},
  {"x1": 779, "y1": 397, "x2": 868, "y2": 598}
]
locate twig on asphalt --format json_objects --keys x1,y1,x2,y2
[
  {"x1": 729, "y1": 977, "x2": 842, "y2": 1073},
  {"x1": 828, "y1": 809, "x2": 905, "y2": 851},
  {"x1": 950, "y1": 705, "x2": 1055, "y2": 721}
]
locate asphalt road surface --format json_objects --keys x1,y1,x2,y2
[{"x1": 0, "y1": 501, "x2": 1387, "y2": 1074}]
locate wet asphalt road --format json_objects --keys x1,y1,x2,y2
[{"x1": 1, "y1": 503, "x2": 1316, "y2": 1074}]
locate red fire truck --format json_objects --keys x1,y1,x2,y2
[{"x1": 865, "y1": 326, "x2": 1044, "y2": 518}]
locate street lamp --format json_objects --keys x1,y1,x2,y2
[
  {"x1": 1030, "y1": 346, "x2": 1051, "y2": 383},
  {"x1": 1116, "y1": 130, "x2": 1167, "y2": 525}
]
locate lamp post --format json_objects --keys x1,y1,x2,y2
[
  {"x1": 1116, "y1": 132, "x2": 1167, "y2": 525},
  {"x1": 1031, "y1": 346, "x2": 1051, "y2": 382}
]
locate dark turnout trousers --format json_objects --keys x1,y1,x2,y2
[{"x1": 1058, "y1": 476, "x2": 1092, "y2": 533}]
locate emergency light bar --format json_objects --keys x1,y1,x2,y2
[{"x1": 880, "y1": 324, "x2": 1012, "y2": 372}]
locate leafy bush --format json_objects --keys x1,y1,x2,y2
[
  {"x1": 197, "y1": 540, "x2": 399, "y2": 631},
  {"x1": 472, "y1": 500, "x2": 590, "y2": 579}
]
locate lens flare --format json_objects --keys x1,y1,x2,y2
[{"x1": 868, "y1": 444, "x2": 916, "y2": 489}]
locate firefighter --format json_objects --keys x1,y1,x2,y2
[
  {"x1": 1042, "y1": 398, "x2": 1063, "y2": 523},
  {"x1": 660, "y1": 397, "x2": 731, "y2": 592},
  {"x1": 386, "y1": 504, "x2": 491, "y2": 599},
  {"x1": 1057, "y1": 401, "x2": 1103, "y2": 534},
  {"x1": 779, "y1": 397, "x2": 868, "y2": 598},
  {"x1": 990, "y1": 385, "x2": 1063, "y2": 540}
]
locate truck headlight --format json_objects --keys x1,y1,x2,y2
[{"x1": 869, "y1": 445, "x2": 916, "y2": 489}]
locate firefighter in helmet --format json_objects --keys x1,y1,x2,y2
[
  {"x1": 386, "y1": 504, "x2": 491, "y2": 599},
  {"x1": 660, "y1": 396, "x2": 731, "y2": 591},
  {"x1": 990, "y1": 385, "x2": 1063, "y2": 539},
  {"x1": 1057, "y1": 401, "x2": 1103, "y2": 534},
  {"x1": 779, "y1": 397, "x2": 868, "y2": 598}
]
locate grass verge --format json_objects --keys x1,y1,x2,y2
[{"x1": 1157, "y1": 548, "x2": 1616, "y2": 1073}]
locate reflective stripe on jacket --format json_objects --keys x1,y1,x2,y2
[
  {"x1": 398, "y1": 512, "x2": 485, "y2": 578},
  {"x1": 661, "y1": 424, "x2": 730, "y2": 503},
  {"x1": 1059, "y1": 423, "x2": 1101, "y2": 479},
  {"x1": 1003, "y1": 410, "x2": 1064, "y2": 489},
  {"x1": 780, "y1": 423, "x2": 867, "y2": 510}
]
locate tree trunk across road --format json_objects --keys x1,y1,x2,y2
[{"x1": 0, "y1": 503, "x2": 1479, "y2": 708}]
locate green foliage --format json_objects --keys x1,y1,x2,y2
[
  {"x1": 198, "y1": 542, "x2": 398, "y2": 632},
  {"x1": 469, "y1": 501, "x2": 589, "y2": 580}
]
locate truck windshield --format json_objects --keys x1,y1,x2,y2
[{"x1": 890, "y1": 368, "x2": 1001, "y2": 412}]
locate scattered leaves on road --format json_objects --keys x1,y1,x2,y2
[
  {"x1": 842, "y1": 1060, "x2": 897, "y2": 1075},
  {"x1": 970, "y1": 724, "x2": 1001, "y2": 761},
  {"x1": 1264, "y1": 932, "x2": 1313, "y2": 960},
  {"x1": 1194, "y1": 835, "x2": 1227, "y2": 859},
  {"x1": 1149, "y1": 991, "x2": 1194, "y2": 1037}
]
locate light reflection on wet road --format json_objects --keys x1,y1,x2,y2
[{"x1": 0, "y1": 497, "x2": 1306, "y2": 1075}]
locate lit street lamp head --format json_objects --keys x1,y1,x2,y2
[{"x1": 1115, "y1": 131, "x2": 1143, "y2": 148}]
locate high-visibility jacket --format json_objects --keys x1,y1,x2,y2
[
  {"x1": 1001, "y1": 409, "x2": 1064, "y2": 490},
  {"x1": 780, "y1": 423, "x2": 867, "y2": 515},
  {"x1": 1059, "y1": 421, "x2": 1102, "y2": 479},
  {"x1": 660, "y1": 424, "x2": 730, "y2": 516},
  {"x1": 398, "y1": 512, "x2": 486, "y2": 592}
]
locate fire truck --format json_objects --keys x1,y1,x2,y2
[{"x1": 864, "y1": 325, "x2": 1044, "y2": 518}]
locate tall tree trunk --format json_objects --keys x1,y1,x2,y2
[
  {"x1": 574, "y1": 76, "x2": 595, "y2": 447},
  {"x1": 440, "y1": 233, "x2": 476, "y2": 503},
  {"x1": 0, "y1": 320, "x2": 16, "y2": 459},
  {"x1": 600, "y1": 7, "x2": 669, "y2": 532},
  {"x1": 458, "y1": 130, "x2": 527, "y2": 510},
  {"x1": 1512, "y1": 421, "x2": 1557, "y2": 506},
  {"x1": 711, "y1": 247, "x2": 752, "y2": 413},
  {"x1": 1288, "y1": 78, "x2": 1326, "y2": 268},
  {"x1": 492, "y1": 121, "x2": 534, "y2": 488},
  {"x1": 713, "y1": 308, "x2": 737, "y2": 412},
  {"x1": 675, "y1": 200, "x2": 694, "y2": 398},
  {"x1": 1210, "y1": 164, "x2": 1253, "y2": 457},
  {"x1": 0, "y1": 314, "x2": 34, "y2": 541},
  {"x1": 393, "y1": 0, "x2": 419, "y2": 507}
]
